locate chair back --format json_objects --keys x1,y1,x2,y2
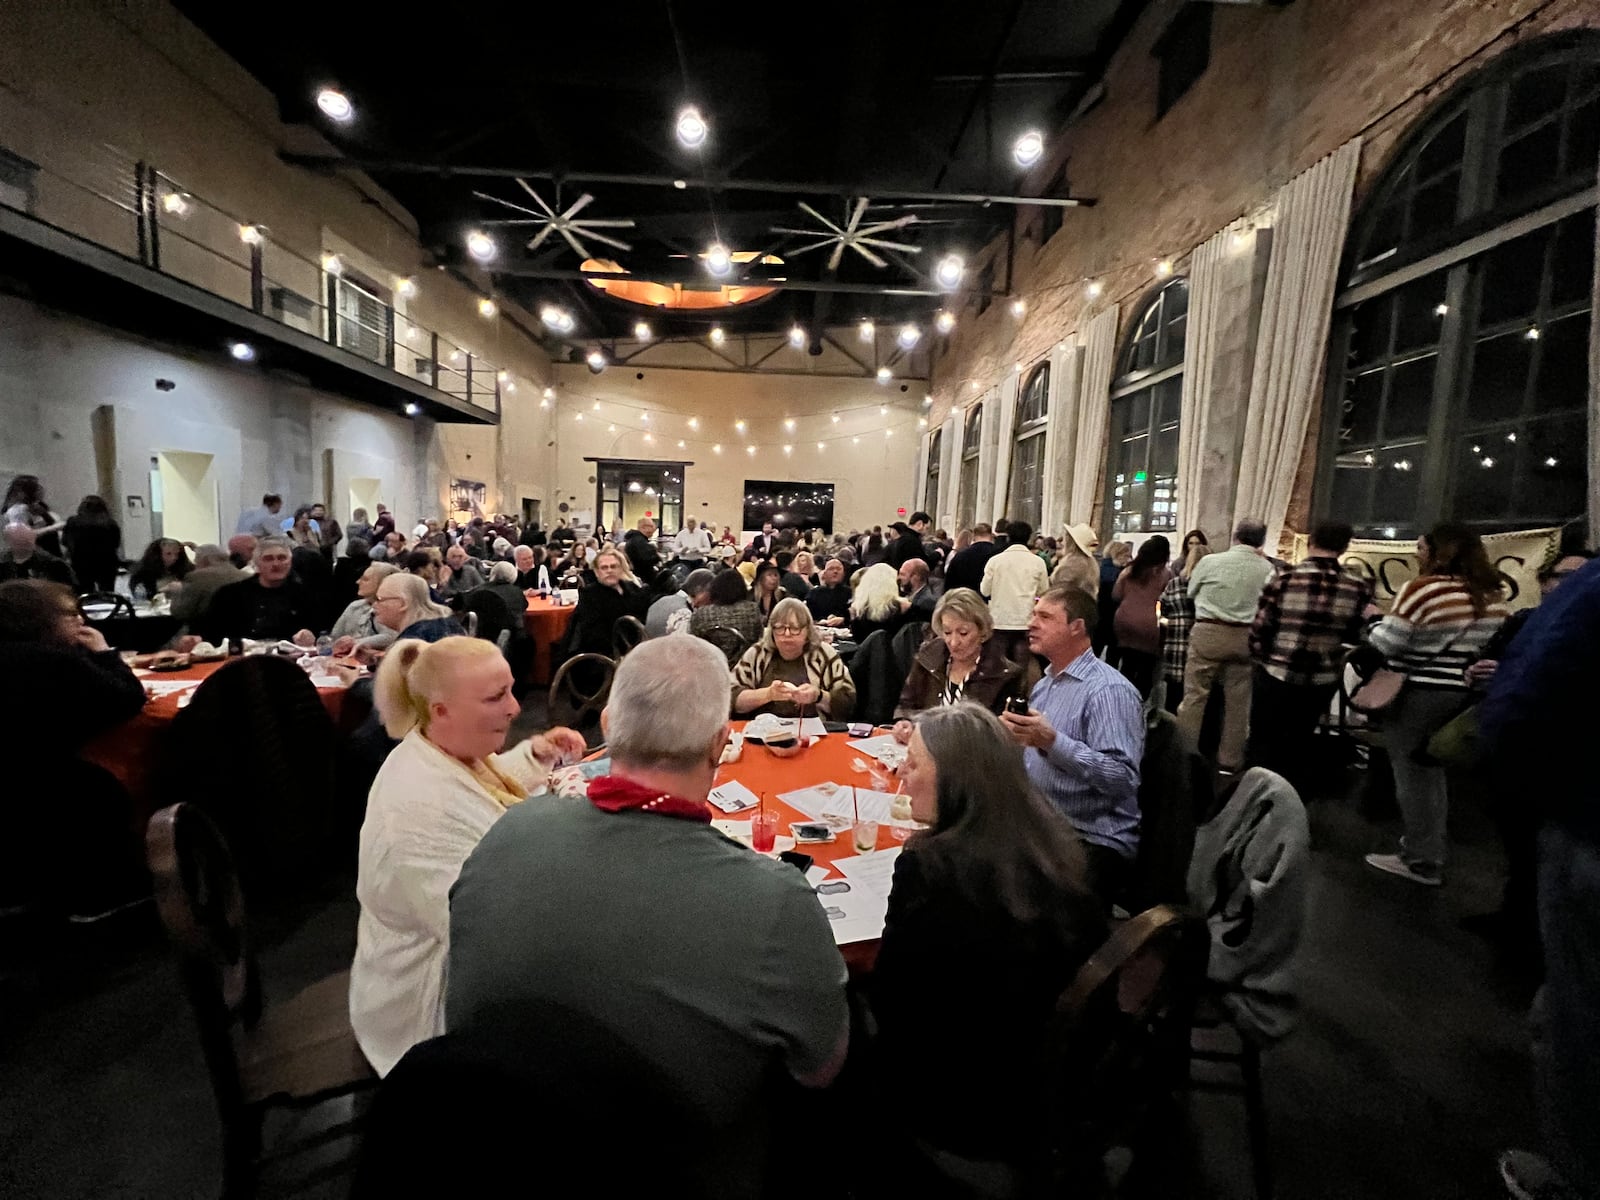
[
  {"x1": 847, "y1": 630, "x2": 907, "y2": 727},
  {"x1": 697, "y1": 624, "x2": 749, "y2": 666},
  {"x1": 461, "y1": 609, "x2": 480, "y2": 638},
  {"x1": 78, "y1": 591, "x2": 134, "y2": 619},
  {"x1": 463, "y1": 586, "x2": 519, "y2": 646},
  {"x1": 146, "y1": 802, "x2": 259, "y2": 1118},
  {"x1": 612, "y1": 615, "x2": 647, "y2": 659},
  {"x1": 889, "y1": 620, "x2": 930, "y2": 679},
  {"x1": 548, "y1": 652, "x2": 616, "y2": 744},
  {"x1": 1129, "y1": 710, "x2": 1201, "y2": 910},
  {"x1": 153, "y1": 656, "x2": 339, "y2": 905}
]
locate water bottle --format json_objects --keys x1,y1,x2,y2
[{"x1": 316, "y1": 634, "x2": 334, "y2": 656}]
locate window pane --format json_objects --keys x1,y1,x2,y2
[
  {"x1": 1371, "y1": 447, "x2": 1423, "y2": 525},
  {"x1": 1361, "y1": 199, "x2": 1406, "y2": 270},
  {"x1": 1343, "y1": 368, "x2": 1384, "y2": 448},
  {"x1": 1417, "y1": 109, "x2": 1469, "y2": 177},
  {"x1": 1164, "y1": 312, "x2": 1188, "y2": 359},
  {"x1": 1150, "y1": 418, "x2": 1179, "y2": 478},
  {"x1": 1532, "y1": 310, "x2": 1591, "y2": 416},
  {"x1": 1478, "y1": 226, "x2": 1549, "y2": 327},
  {"x1": 1567, "y1": 95, "x2": 1598, "y2": 179},
  {"x1": 1466, "y1": 330, "x2": 1534, "y2": 423},
  {"x1": 1451, "y1": 435, "x2": 1514, "y2": 522},
  {"x1": 1330, "y1": 456, "x2": 1374, "y2": 526},
  {"x1": 1347, "y1": 295, "x2": 1393, "y2": 367},
  {"x1": 1124, "y1": 389, "x2": 1151, "y2": 435},
  {"x1": 1393, "y1": 272, "x2": 1450, "y2": 352},
  {"x1": 1382, "y1": 354, "x2": 1438, "y2": 440},
  {"x1": 1520, "y1": 413, "x2": 1588, "y2": 522},
  {"x1": 1496, "y1": 121, "x2": 1562, "y2": 207},
  {"x1": 1551, "y1": 209, "x2": 1596, "y2": 307},
  {"x1": 1409, "y1": 172, "x2": 1460, "y2": 237},
  {"x1": 1506, "y1": 63, "x2": 1569, "y2": 134}
]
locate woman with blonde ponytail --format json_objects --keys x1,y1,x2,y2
[{"x1": 350, "y1": 636, "x2": 586, "y2": 1075}]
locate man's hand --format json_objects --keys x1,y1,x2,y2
[
  {"x1": 1000, "y1": 708, "x2": 1056, "y2": 751},
  {"x1": 438, "y1": 564, "x2": 453, "y2": 587},
  {"x1": 891, "y1": 719, "x2": 914, "y2": 745},
  {"x1": 76, "y1": 624, "x2": 110, "y2": 653},
  {"x1": 171, "y1": 634, "x2": 201, "y2": 653},
  {"x1": 530, "y1": 726, "x2": 588, "y2": 766},
  {"x1": 354, "y1": 642, "x2": 384, "y2": 666},
  {"x1": 330, "y1": 635, "x2": 356, "y2": 658},
  {"x1": 823, "y1": 615, "x2": 846, "y2": 627},
  {"x1": 292, "y1": 629, "x2": 316, "y2": 648}
]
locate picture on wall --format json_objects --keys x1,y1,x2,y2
[
  {"x1": 449, "y1": 478, "x2": 487, "y2": 522},
  {"x1": 742, "y1": 480, "x2": 835, "y2": 533}
]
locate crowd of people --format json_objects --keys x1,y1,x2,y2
[{"x1": 3, "y1": 462, "x2": 1595, "y2": 1196}]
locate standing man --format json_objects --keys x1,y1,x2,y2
[
  {"x1": 623, "y1": 517, "x2": 662, "y2": 586},
  {"x1": 1002, "y1": 586, "x2": 1143, "y2": 907},
  {"x1": 1248, "y1": 521, "x2": 1375, "y2": 786},
  {"x1": 749, "y1": 521, "x2": 777, "y2": 559},
  {"x1": 674, "y1": 516, "x2": 712, "y2": 570},
  {"x1": 943, "y1": 522, "x2": 1000, "y2": 595},
  {"x1": 980, "y1": 519, "x2": 1049, "y2": 660},
  {"x1": 885, "y1": 513, "x2": 930, "y2": 571},
  {"x1": 1179, "y1": 519, "x2": 1276, "y2": 774},
  {"x1": 311, "y1": 503, "x2": 341, "y2": 560},
  {"x1": 235, "y1": 493, "x2": 283, "y2": 539}
]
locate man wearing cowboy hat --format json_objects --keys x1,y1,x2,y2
[{"x1": 1051, "y1": 522, "x2": 1102, "y2": 599}]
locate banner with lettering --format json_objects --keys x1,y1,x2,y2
[{"x1": 1287, "y1": 527, "x2": 1561, "y2": 612}]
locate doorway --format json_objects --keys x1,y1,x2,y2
[
  {"x1": 348, "y1": 476, "x2": 383, "y2": 526},
  {"x1": 154, "y1": 450, "x2": 220, "y2": 546},
  {"x1": 591, "y1": 459, "x2": 686, "y2": 535}
]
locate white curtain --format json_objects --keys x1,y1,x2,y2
[
  {"x1": 1176, "y1": 220, "x2": 1249, "y2": 531},
  {"x1": 1233, "y1": 138, "x2": 1361, "y2": 546},
  {"x1": 1068, "y1": 304, "x2": 1121, "y2": 522},
  {"x1": 1042, "y1": 338, "x2": 1081, "y2": 534}
]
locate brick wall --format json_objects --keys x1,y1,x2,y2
[{"x1": 931, "y1": 0, "x2": 1597, "y2": 539}]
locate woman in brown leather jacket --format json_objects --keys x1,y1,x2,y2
[{"x1": 892, "y1": 588, "x2": 1034, "y2": 741}]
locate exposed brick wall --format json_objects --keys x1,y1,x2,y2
[{"x1": 932, "y1": 0, "x2": 1597, "y2": 537}]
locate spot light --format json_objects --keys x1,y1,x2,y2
[
  {"x1": 859, "y1": 320, "x2": 875, "y2": 342},
  {"x1": 228, "y1": 341, "x2": 255, "y2": 362},
  {"x1": 396, "y1": 276, "x2": 417, "y2": 299},
  {"x1": 466, "y1": 230, "x2": 496, "y2": 261},
  {"x1": 320, "y1": 253, "x2": 342, "y2": 276},
  {"x1": 477, "y1": 298, "x2": 497, "y2": 318},
  {"x1": 704, "y1": 243, "x2": 732, "y2": 276},
  {"x1": 316, "y1": 87, "x2": 354, "y2": 123},
  {"x1": 238, "y1": 224, "x2": 263, "y2": 246},
  {"x1": 1434, "y1": 304, "x2": 1449, "y2": 317},
  {"x1": 404, "y1": 402, "x2": 420, "y2": 416},
  {"x1": 877, "y1": 367, "x2": 893, "y2": 383},
  {"x1": 935, "y1": 310, "x2": 956, "y2": 334},
  {"x1": 634, "y1": 321, "x2": 652, "y2": 341},
  {"x1": 676, "y1": 106, "x2": 708, "y2": 149},
  {"x1": 1086, "y1": 281, "x2": 1103, "y2": 300},
  {"x1": 734, "y1": 419, "x2": 746, "y2": 432},
  {"x1": 784, "y1": 418, "x2": 796, "y2": 431},
  {"x1": 1009, "y1": 299, "x2": 1026, "y2": 318},
  {"x1": 542, "y1": 387, "x2": 555, "y2": 400},
  {"x1": 897, "y1": 324, "x2": 921, "y2": 350},
  {"x1": 1012, "y1": 130, "x2": 1044, "y2": 168},
  {"x1": 935, "y1": 254, "x2": 965, "y2": 289},
  {"x1": 587, "y1": 349, "x2": 607, "y2": 371},
  {"x1": 1156, "y1": 260, "x2": 1174, "y2": 278},
  {"x1": 789, "y1": 325, "x2": 806, "y2": 348},
  {"x1": 709, "y1": 326, "x2": 726, "y2": 345}
]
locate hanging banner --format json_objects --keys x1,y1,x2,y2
[{"x1": 1288, "y1": 527, "x2": 1561, "y2": 612}]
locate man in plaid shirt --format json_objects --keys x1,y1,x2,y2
[{"x1": 1248, "y1": 521, "x2": 1376, "y2": 785}]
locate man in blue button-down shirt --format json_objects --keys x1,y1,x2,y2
[{"x1": 1001, "y1": 585, "x2": 1144, "y2": 906}]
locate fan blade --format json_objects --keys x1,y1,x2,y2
[
  {"x1": 796, "y1": 201, "x2": 845, "y2": 235},
  {"x1": 557, "y1": 226, "x2": 590, "y2": 260},
  {"x1": 562, "y1": 193, "x2": 596, "y2": 220},
  {"x1": 844, "y1": 196, "x2": 869, "y2": 233},
  {"x1": 855, "y1": 215, "x2": 920, "y2": 236},
  {"x1": 782, "y1": 238, "x2": 841, "y2": 257},
  {"x1": 472, "y1": 190, "x2": 548, "y2": 218},
  {"x1": 827, "y1": 243, "x2": 845, "y2": 273},
  {"x1": 525, "y1": 226, "x2": 556, "y2": 251},
  {"x1": 857, "y1": 237, "x2": 922, "y2": 254},
  {"x1": 515, "y1": 179, "x2": 557, "y2": 217},
  {"x1": 571, "y1": 218, "x2": 637, "y2": 228},
  {"x1": 582, "y1": 229, "x2": 634, "y2": 252},
  {"x1": 768, "y1": 226, "x2": 831, "y2": 237},
  {"x1": 847, "y1": 243, "x2": 889, "y2": 269}
]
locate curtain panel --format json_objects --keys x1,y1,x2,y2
[{"x1": 1067, "y1": 304, "x2": 1121, "y2": 523}]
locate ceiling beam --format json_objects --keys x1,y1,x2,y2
[
  {"x1": 929, "y1": 69, "x2": 1092, "y2": 85},
  {"x1": 280, "y1": 154, "x2": 1095, "y2": 209},
  {"x1": 490, "y1": 263, "x2": 1001, "y2": 299}
]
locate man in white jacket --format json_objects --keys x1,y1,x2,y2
[{"x1": 981, "y1": 519, "x2": 1049, "y2": 659}]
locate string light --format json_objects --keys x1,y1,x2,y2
[
  {"x1": 746, "y1": 445, "x2": 756, "y2": 456},
  {"x1": 542, "y1": 387, "x2": 555, "y2": 400},
  {"x1": 935, "y1": 254, "x2": 965, "y2": 289},
  {"x1": 477, "y1": 298, "x2": 497, "y2": 318},
  {"x1": 709, "y1": 326, "x2": 726, "y2": 345},
  {"x1": 1086, "y1": 281, "x2": 1102, "y2": 299},
  {"x1": 817, "y1": 442, "x2": 825, "y2": 450},
  {"x1": 396, "y1": 276, "x2": 417, "y2": 299},
  {"x1": 734, "y1": 419, "x2": 746, "y2": 432},
  {"x1": 788, "y1": 325, "x2": 806, "y2": 347},
  {"x1": 784, "y1": 418, "x2": 796, "y2": 431},
  {"x1": 897, "y1": 324, "x2": 921, "y2": 349},
  {"x1": 634, "y1": 321, "x2": 652, "y2": 341},
  {"x1": 783, "y1": 444, "x2": 792, "y2": 455},
  {"x1": 161, "y1": 192, "x2": 191, "y2": 216},
  {"x1": 935, "y1": 310, "x2": 956, "y2": 334},
  {"x1": 876, "y1": 367, "x2": 892, "y2": 383},
  {"x1": 831, "y1": 414, "x2": 840, "y2": 423},
  {"x1": 858, "y1": 320, "x2": 875, "y2": 342},
  {"x1": 688, "y1": 417, "x2": 700, "y2": 429},
  {"x1": 320, "y1": 253, "x2": 342, "y2": 275},
  {"x1": 1009, "y1": 299, "x2": 1026, "y2": 318},
  {"x1": 880, "y1": 406, "x2": 888, "y2": 415},
  {"x1": 1155, "y1": 259, "x2": 1173, "y2": 277},
  {"x1": 713, "y1": 443, "x2": 722, "y2": 453}
]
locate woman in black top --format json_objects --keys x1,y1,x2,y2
[
  {"x1": 63, "y1": 495, "x2": 123, "y2": 593},
  {"x1": 751, "y1": 562, "x2": 785, "y2": 623},
  {"x1": 128, "y1": 538, "x2": 193, "y2": 598},
  {"x1": 871, "y1": 703, "x2": 1104, "y2": 1172}
]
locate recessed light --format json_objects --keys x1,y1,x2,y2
[
  {"x1": 1012, "y1": 130, "x2": 1044, "y2": 167},
  {"x1": 228, "y1": 341, "x2": 255, "y2": 362},
  {"x1": 316, "y1": 87, "x2": 354, "y2": 122},
  {"x1": 466, "y1": 231, "x2": 496, "y2": 261}
]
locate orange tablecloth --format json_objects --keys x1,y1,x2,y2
[
  {"x1": 82, "y1": 658, "x2": 348, "y2": 826},
  {"x1": 522, "y1": 594, "x2": 575, "y2": 686}
]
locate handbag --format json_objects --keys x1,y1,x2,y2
[{"x1": 1344, "y1": 622, "x2": 1473, "y2": 716}]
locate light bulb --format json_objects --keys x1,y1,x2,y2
[
  {"x1": 784, "y1": 418, "x2": 796, "y2": 431},
  {"x1": 1012, "y1": 130, "x2": 1044, "y2": 168},
  {"x1": 575, "y1": 413, "x2": 583, "y2": 421},
  {"x1": 1434, "y1": 304, "x2": 1449, "y2": 317},
  {"x1": 923, "y1": 394, "x2": 933, "y2": 406},
  {"x1": 1009, "y1": 299, "x2": 1026, "y2": 318},
  {"x1": 934, "y1": 254, "x2": 965, "y2": 289},
  {"x1": 316, "y1": 87, "x2": 353, "y2": 122},
  {"x1": 734, "y1": 419, "x2": 746, "y2": 432},
  {"x1": 592, "y1": 401, "x2": 601, "y2": 411},
  {"x1": 161, "y1": 192, "x2": 191, "y2": 216},
  {"x1": 228, "y1": 341, "x2": 255, "y2": 362},
  {"x1": 896, "y1": 324, "x2": 921, "y2": 349},
  {"x1": 496, "y1": 370, "x2": 509, "y2": 383},
  {"x1": 746, "y1": 445, "x2": 756, "y2": 456},
  {"x1": 816, "y1": 442, "x2": 824, "y2": 451},
  {"x1": 852, "y1": 436, "x2": 860, "y2": 445},
  {"x1": 1525, "y1": 327, "x2": 1541, "y2": 340},
  {"x1": 320, "y1": 253, "x2": 342, "y2": 275},
  {"x1": 466, "y1": 231, "x2": 496, "y2": 261},
  {"x1": 935, "y1": 310, "x2": 956, "y2": 334},
  {"x1": 709, "y1": 326, "x2": 726, "y2": 345},
  {"x1": 676, "y1": 106, "x2": 708, "y2": 149},
  {"x1": 831, "y1": 414, "x2": 840, "y2": 424},
  {"x1": 688, "y1": 417, "x2": 700, "y2": 429},
  {"x1": 505, "y1": 381, "x2": 515, "y2": 393},
  {"x1": 587, "y1": 349, "x2": 607, "y2": 369},
  {"x1": 918, "y1": 417, "x2": 927, "y2": 428},
  {"x1": 1156, "y1": 259, "x2": 1173, "y2": 278},
  {"x1": 634, "y1": 321, "x2": 652, "y2": 341},
  {"x1": 1086, "y1": 281, "x2": 1103, "y2": 299},
  {"x1": 238, "y1": 224, "x2": 263, "y2": 246},
  {"x1": 477, "y1": 298, "x2": 497, "y2": 318},
  {"x1": 704, "y1": 243, "x2": 732, "y2": 276},
  {"x1": 713, "y1": 443, "x2": 722, "y2": 454},
  {"x1": 542, "y1": 387, "x2": 555, "y2": 399},
  {"x1": 877, "y1": 366, "x2": 893, "y2": 383},
  {"x1": 404, "y1": 402, "x2": 420, "y2": 416},
  {"x1": 678, "y1": 440, "x2": 686, "y2": 448},
  {"x1": 640, "y1": 412, "x2": 649, "y2": 423},
  {"x1": 789, "y1": 325, "x2": 806, "y2": 347},
  {"x1": 607, "y1": 424, "x2": 616, "y2": 433},
  {"x1": 858, "y1": 320, "x2": 875, "y2": 342},
  {"x1": 396, "y1": 276, "x2": 416, "y2": 299},
  {"x1": 880, "y1": 406, "x2": 888, "y2": 415},
  {"x1": 783, "y1": 445, "x2": 792, "y2": 455}
]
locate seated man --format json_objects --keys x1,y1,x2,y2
[
  {"x1": 196, "y1": 536, "x2": 318, "y2": 645},
  {"x1": 226, "y1": 534, "x2": 257, "y2": 571},
  {"x1": 897, "y1": 557, "x2": 936, "y2": 619},
  {"x1": 439, "y1": 544, "x2": 485, "y2": 603},
  {"x1": 170, "y1": 543, "x2": 246, "y2": 626},
  {"x1": 646, "y1": 567, "x2": 714, "y2": 638},
  {"x1": 1001, "y1": 586, "x2": 1143, "y2": 907},
  {"x1": 804, "y1": 556, "x2": 852, "y2": 627},
  {"x1": 448, "y1": 637, "x2": 848, "y2": 1193},
  {"x1": 0, "y1": 523, "x2": 76, "y2": 587}
]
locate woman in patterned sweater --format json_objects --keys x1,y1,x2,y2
[
  {"x1": 1364, "y1": 524, "x2": 1509, "y2": 886},
  {"x1": 730, "y1": 597, "x2": 856, "y2": 721},
  {"x1": 1158, "y1": 542, "x2": 1211, "y2": 713}
]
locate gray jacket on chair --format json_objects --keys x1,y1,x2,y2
[{"x1": 1186, "y1": 767, "x2": 1309, "y2": 1044}]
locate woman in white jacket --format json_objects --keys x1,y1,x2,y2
[{"x1": 349, "y1": 636, "x2": 586, "y2": 1075}]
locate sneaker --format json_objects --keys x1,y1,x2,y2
[
  {"x1": 1364, "y1": 853, "x2": 1442, "y2": 887},
  {"x1": 1499, "y1": 1149, "x2": 1577, "y2": 1199}
]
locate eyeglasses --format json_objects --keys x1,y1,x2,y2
[{"x1": 772, "y1": 625, "x2": 806, "y2": 635}]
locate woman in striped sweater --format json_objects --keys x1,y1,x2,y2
[{"x1": 1364, "y1": 525, "x2": 1508, "y2": 885}]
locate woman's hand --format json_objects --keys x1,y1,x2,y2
[
  {"x1": 75, "y1": 624, "x2": 111, "y2": 653},
  {"x1": 1465, "y1": 659, "x2": 1498, "y2": 688},
  {"x1": 891, "y1": 719, "x2": 914, "y2": 745},
  {"x1": 769, "y1": 680, "x2": 793, "y2": 703},
  {"x1": 530, "y1": 726, "x2": 588, "y2": 766},
  {"x1": 790, "y1": 683, "x2": 821, "y2": 707}
]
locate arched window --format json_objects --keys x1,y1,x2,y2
[
  {"x1": 923, "y1": 426, "x2": 943, "y2": 516},
  {"x1": 956, "y1": 401, "x2": 985, "y2": 530},
  {"x1": 1008, "y1": 362, "x2": 1049, "y2": 529},
  {"x1": 1319, "y1": 33, "x2": 1597, "y2": 539},
  {"x1": 1106, "y1": 279, "x2": 1187, "y2": 536}
]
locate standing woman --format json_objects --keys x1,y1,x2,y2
[
  {"x1": 1364, "y1": 524, "x2": 1508, "y2": 886},
  {"x1": 3, "y1": 475, "x2": 65, "y2": 557},
  {"x1": 1113, "y1": 535, "x2": 1173, "y2": 698},
  {"x1": 1159, "y1": 541, "x2": 1212, "y2": 714},
  {"x1": 1096, "y1": 540, "x2": 1131, "y2": 659},
  {"x1": 1181, "y1": 528, "x2": 1209, "y2": 559},
  {"x1": 63, "y1": 495, "x2": 123, "y2": 594}
]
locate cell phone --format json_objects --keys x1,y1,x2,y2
[
  {"x1": 791, "y1": 822, "x2": 833, "y2": 843},
  {"x1": 777, "y1": 850, "x2": 814, "y2": 875},
  {"x1": 1005, "y1": 696, "x2": 1031, "y2": 716}
]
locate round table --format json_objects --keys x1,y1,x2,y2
[
  {"x1": 522, "y1": 594, "x2": 575, "y2": 686},
  {"x1": 82, "y1": 601, "x2": 182, "y2": 652}
]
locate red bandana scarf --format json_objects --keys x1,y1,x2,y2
[{"x1": 587, "y1": 774, "x2": 711, "y2": 824}]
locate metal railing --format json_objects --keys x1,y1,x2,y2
[{"x1": 0, "y1": 91, "x2": 501, "y2": 415}]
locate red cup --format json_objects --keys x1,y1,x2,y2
[{"x1": 751, "y1": 810, "x2": 778, "y2": 853}]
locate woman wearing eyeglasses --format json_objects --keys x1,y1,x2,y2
[{"x1": 730, "y1": 597, "x2": 855, "y2": 721}]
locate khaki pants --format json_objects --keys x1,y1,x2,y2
[{"x1": 1178, "y1": 622, "x2": 1253, "y2": 771}]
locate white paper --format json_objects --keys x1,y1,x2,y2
[
  {"x1": 824, "y1": 786, "x2": 895, "y2": 825},
  {"x1": 744, "y1": 714, "x2": 828, "y2": 742},
  {"x1": 308, "y1": 674, "x2": 345, "y2": 689},
  {"x1": 142, "y1": 680, "x2": 199, "y2": 697},
  {"x1": 776, "y1": 781, "x2": 850, "y2": 820},
  {"x1": 833, "y1": 848, "x2": 902, "y2": 899},
  {"x1": 805, "y1": 864, "x2": 833, "y2": 885},
  {"x1": 816, "y1": 883, "x2": 889, "y2": 946},
  {"x1": 712, "y1": 819, "x2": 749, "y2": 840},
  {"x1": 707, "y1": 780, "x2": 760, "y2": 813},
  {"x1": 846, "y1": 734, "x2": 907, "y2": 769}
]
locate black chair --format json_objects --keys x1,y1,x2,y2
[
  {"x1": 697, "y1": 624, "x2": 750, "y2": 666},
  {"x1": 146, "y1": 803, "x2": 375, "y2": 1198},
  {"x1": 612, "y1": 614, "x2": 647, "y2": 659},
  {"x1": 548, "y1": 652, "x2": 616, "y2": 746},
  {"x1": 1128, "y1": 711, "x2": 1203, "y2": 911},
  {"x1": 78, "y1": 590, "x2": 134, "y2": 619},
  {"x1": 847, "y1": 630, "x2": 908, "y2": 727},
  {"x1": 889, "y1": 619, "x2": 931, "y2": 679}
]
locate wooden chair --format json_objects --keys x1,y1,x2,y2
[
  {"x1": 1189, "y1": 996, "x2": 1273, "y2": 1199},
  {"x1": 548, "y1": 652, "x2": 616, "y2": 745},
  {"x1": 696, "y1": 624, "x2": 749, "y2": 666},
  {"x1": 146, "y1": 804, "x2": 375, "y2": 1198},
  {"x1": 611, "y1": 614, "x2": 647, "y2": 659}
]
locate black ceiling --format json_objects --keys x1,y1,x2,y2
[{"x1": 179, "y1": 0, "x2": 1143, "y2": 344}]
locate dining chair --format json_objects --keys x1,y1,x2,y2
[
  {"x1": 611, "y1": 614, "x2": 647, "y2": 659},
  {"x1": 77, "y1": 590, "x2": 135, "y2": 618},
  {"x1": 696, "y1": 624, "x2": 749, "y2": 666},
  {"x1": 146, "y1": 803, "x2": 375, "y2": 1199},
  {"x1": 548, "y1": 652, "x2": 615, "y2": 745}
]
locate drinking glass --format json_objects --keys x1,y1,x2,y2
[
  {"x1": 751, "y1": 810, "x2": 778, "y2": 853},
  {"x1": 853, "y1": 820, "x2": 879, "y2": 853},
  {"x1": 868, "y1": 765, "x2": 892, "y2": 793}
]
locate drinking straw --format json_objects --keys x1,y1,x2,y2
[{"x1": 852, "y1": 785, "x2": 859, "y2": 824}]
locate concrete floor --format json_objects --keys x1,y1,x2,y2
[{"x1": 0, "y1": 745, "x2": 1539, "y2": 1199}]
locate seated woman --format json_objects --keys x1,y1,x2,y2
[
  {"x1": 369, "y1": 572, "x2": 461, "y2": 653},
  {"x1": 559, "y1": 546, "x2": 650, "y2": 661},
  {"x1": 871, "y1": 704, "x2": 1104, "y2": 1175},
  {"x1": 849, "y1": 562, "x2": 910, "y2": 644},
  {"x1": 350, "y1": 636, "x2": 585, "y2": 1075},
  {"x1": 891, "y1": 588, "x2": 1029, "y2": 742},
  {"x1": 331, "y1": 562, "x2": 400, "y2": 655},
  {"x1": 128, "y1": 537, "x2": 193, "y2": 599},
  {"x1": 687, "y1": 566, "x2": 764, "y2": 650},
  {"x1": 731, "y1": 597, "x2": 856, "y2": 721},
  {"x1": 751, "y1": 561, "x2": 785, "y2": 623}
]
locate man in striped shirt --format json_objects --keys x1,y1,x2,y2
[
  {"x1": 1002, "y1": 585, "x2": 1144, "y2": 908},
  {"x1": 1248, "y1": 521, "x2": 1376, "y2": 787}
]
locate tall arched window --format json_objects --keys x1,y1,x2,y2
[
  {"x1": 1008, "y1": 362, "x2": 1049, "y2": 528},
  {"x1": 1106, "y1": 278, "x2": 1188, "y2": 536},
  {"x1": 956, "y1": 401, "x2": 985, "y2": 530},
  {"x1": 923, "y1": 426, "x2": 943, "y2": 516},
  {"x1": 1318, "y1": 32, "x2": 1597, "y2": 539}
]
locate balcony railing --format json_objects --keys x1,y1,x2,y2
[{"x1": 0, "y1": 90, "x2": 501, "y2": 416}]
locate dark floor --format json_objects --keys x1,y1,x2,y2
[{"x1": 0, "y1": 730, "x2": 1539, "y2": 1199}]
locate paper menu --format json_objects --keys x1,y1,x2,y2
[
  {"x1": 845, "y1": 734, "x2": 907, "y2": 769},
  {"x1": 777, "y1": 782, "x2": 895, "y2": 825},
  {"x1": 142, "y1": 680, "x2": 199, "y2": 697},
  {"x1": 832, "y1": 848, "x2": 902, "y2": 899},
  {"x1": 776, "y1": 782, "x2": 849, "y2": 820},
  {"x1": 707, "y1": 780, "x2": 760, "y2": 813},
  {"x1": 816, "y1": 881, "x2": 889, "y2": 945},
  {"x1": 744, "y1": 713, "x2": 828, "y2": 741}
]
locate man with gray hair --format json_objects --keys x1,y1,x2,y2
[
  {"x1": 171, "y1": 543, "x2": 246, "y2": 626},
  {"x1": 645, "y1": 566, "x2": 715, "y2": 638},
  {"x1": 448, "y1": 638, "x2": 848, "y2": 1191},
  {"x1": 196, "y1": 535, "x2": 318, "y2": 646}
]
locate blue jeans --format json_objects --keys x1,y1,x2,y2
[{"x1": 1534, "y1": 823, "x2": 1600, "y2": 1193}]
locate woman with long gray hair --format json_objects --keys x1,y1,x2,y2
[{"x1": 870, "y1": 702, "x2": 1103, "y2": 1178}]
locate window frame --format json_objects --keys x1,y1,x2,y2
[
  {"x1": 957, "y1": 401, "x2": 986, "y2": 530},
  {"x1": 1103, "y1": 279, "x2": 1188, "y2": 539},
  {"x1": 923, "y1": 426, "x2": 943, "y2": 515},
  {"x1": 1007, "y1": 361, "x2": 1050, "y2": 529}
]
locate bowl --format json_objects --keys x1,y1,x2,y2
[{"x1": 765, "y1": 738, "x2": 805, "y2": 759}]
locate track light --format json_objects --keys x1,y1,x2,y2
[
  {"x1": 676, "y1": 106, "x2": 708, "y2": 149},
  {"x1": 704, "y1": 243, "x2": 732, "y2": 276},
  {"x1": 229, "y1": 341, "x2": 255, "y2": 362},
  {"x1": 934, "y1": 254, "x2": 965, "y2": 289},
  {"x1": 316, "y1": 87, "x2": 354, "y2": 123},
  {"x1": 1012, "y1": 130, "x2": 1044, "y2": 168},
  {"x1": 935, "y1": 310, "x2": 956, "y2": 334},
  {"x1": 477, "y1": 298, "x2": 497, "y2": 318},
  {"x1": 896, "y1": 324, "x2": 921, "y2": 350},
  {"x1": 466, "y1": 231, "x2": 496, "y2": 261}
]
